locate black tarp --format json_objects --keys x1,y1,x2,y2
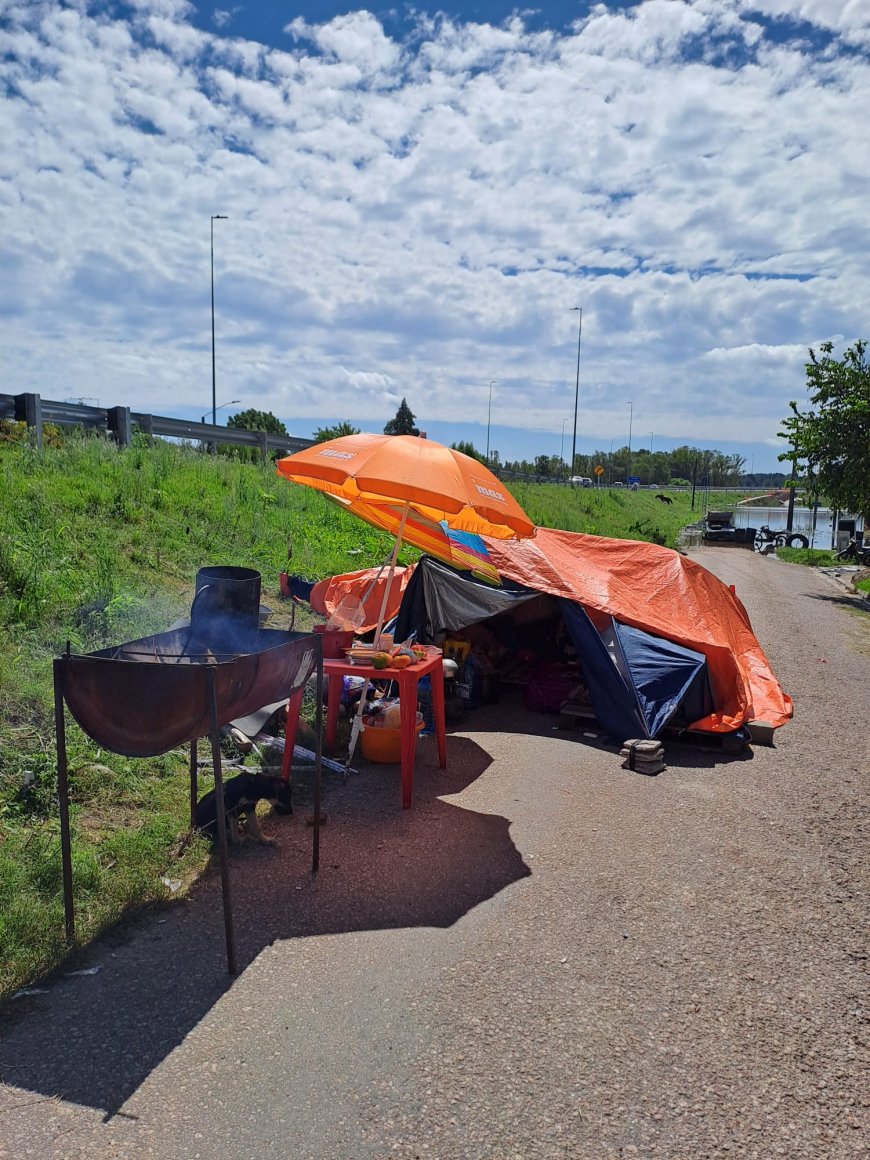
[{"x1": 394, "y1": 556, "x2": 712, "y2": 740}]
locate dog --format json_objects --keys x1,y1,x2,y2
[
  {"x1": 194, "y1": 772, "x2": 292, "y2": 848},
  {"x1": 655, "y1": 494, "x2": 673, "y2": 505}
]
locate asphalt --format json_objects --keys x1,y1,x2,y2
[{"x1": 0, "y1": 548, "x2": 867, "y2": 1159}]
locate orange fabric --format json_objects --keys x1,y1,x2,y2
[
  {"x1": 315, "y1": 528, "x2": 793, "y2": 735},
  {"x1": 482, "y1": 528, "x2": 793, "y2": 734},
  {"x1": 276, "y1": 433, "x2": 535, "y2": 539},
  {"x1": 309, "y1": 566, "x2": 412, "y2": 634},
  {"x1": 325, "y1": 495, "x2": 501, "y2": 585}
]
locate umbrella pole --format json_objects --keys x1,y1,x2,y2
[
  {"x1": 371, "y1": 503, "x2": 409, "y2": 647},
  {"x1": 345, "y1": 503, "x2": 410, "y2": 773}
]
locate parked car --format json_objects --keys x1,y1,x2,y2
[{"x1": 569, "y1": 476, "x2": 593, "y2": 487}]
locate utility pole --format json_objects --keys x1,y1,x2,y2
[
  {"x1": 569, "y1": 308, "x2": 582, "y2": 476},
  {"x1": 785, "y1": 447, "x2": 798, "y2": 533},
  {"x1": 210, "y1": 214, "x2": 228, "y2": 428}
]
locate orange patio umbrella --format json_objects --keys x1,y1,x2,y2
[
  {"x1": 277, "y1": 433, "x2": 535, "y2": 767},
  {"x1": 326, "y1": 495, "x2": 502, "y2": 586},
  {"x1": 276, "y1": 433, "x2": 534, "y2": 537},
  {"x1": 277, "y1": 433, "x2": 534, "y2": 634}
]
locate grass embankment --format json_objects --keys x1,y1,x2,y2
[
  {"x1": 0, "y1": 436, "x2": 735, "y2": 997},
  {"x1": 0, "y1": 434, "x2": 398, "y2": 997}
]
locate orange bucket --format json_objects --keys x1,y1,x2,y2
[{"x1": 360, "y1": 715, "x2": 424, "y2": 763}]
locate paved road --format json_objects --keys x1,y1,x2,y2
[{"x1": 1, "y1": 548, "x2": 867, "y2": 1159}]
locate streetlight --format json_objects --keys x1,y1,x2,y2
[
  {"x1": 210, "y1": 214, "x2": 228, "y2": 427},
  {"x1": 201, "y1": 399, "x2": 240, "y2": 425},
  {"x1": 569, "y1": 307, "x2": 582, "y2": 476},
  {"x1": 486, "y1": 380, "x2": 497, "y2": 465},
  {"x1": 627, "y1": 400, "x2": 633, "y2": 482}
]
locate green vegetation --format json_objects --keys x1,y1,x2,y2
[
  {"x1": 383, "y1": 398, "x2": 420, "y2": 436},
  {"x1": 508, "y1": 481, "x2": 715, "y2": 546},
  {"x1": 313, "y1": 421, "x2": 361, "y2": 442},
  {"x1": 776, "y1": 548, "x2": 838, "y2": 567},
  {"x1": 0, "y1": 432, "x2": 787, "y2": 998},
  {"x1": 780, "y1": 339, "x2": 870, "y2": 524},
  {"x1": 226, "y1": 407, "x2": 287, "y2": 436},
  {"x1": 0, "y1": 432, "x2": 406, "y2": 999},
  {"x1": 498, "y1": 445, "x2": 751, "y2": 488}
]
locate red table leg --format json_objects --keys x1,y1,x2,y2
[
  {"x1": 399, "y1": 673, "x2": 417, "y2": 809},
  {"x1": 325, "y1": 672, "x2": 343, "y2": 751},
  {"x1": 430, "y1": 659, "x2": 447, "y2": 769}
]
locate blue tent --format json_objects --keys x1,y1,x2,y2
[{"x1": 394, "y1": 556, "x2": 711, "y2": 741}]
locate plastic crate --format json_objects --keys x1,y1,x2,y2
[{"x1": 361, "y1": 715, "x2": 424, "y2": 763}]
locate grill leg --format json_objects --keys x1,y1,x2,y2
[
  {"x1": 54, "y1": 660, "x2": 76, "y2": 945},
  {"x1": 189, "y1": 738, "x2": 198, "y2": 832},
  {"x1": 207, "y1": 670, "x2": 236, "y2": 975}
]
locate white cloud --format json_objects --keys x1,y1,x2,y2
[
  {"x1": 0, "y1": 0, "x2": 867, "y2": 468},
  {"x1": 737, "y1": 0, "x2": 870, "y2": 48}
]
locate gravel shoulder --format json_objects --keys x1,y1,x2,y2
[{"x1": 1, "y1": 548, "x2": 867, "y2": 1159}]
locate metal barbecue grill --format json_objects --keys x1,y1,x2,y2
[{"x1": 53, "y1": 566, "x2": 324, "y2": 973}]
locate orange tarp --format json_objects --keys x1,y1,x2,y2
[
  {"x1": 309, "y1": 566, "x2": 412, "y2": 633},
  {"x1": 481, "y1": 527, "x2": 792, "y2": 734},
  {"x1": 313, "y1": 528, "x2": 792, "y2": 735}
]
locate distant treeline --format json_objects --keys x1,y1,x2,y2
[{"x1": 451, "y1": 440, "x2": 783, "y2": 488}]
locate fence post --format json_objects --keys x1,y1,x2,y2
[
  {"x1": 14, "y1": 393, "x2": 43, "y2": 448},
  {"x1": 259, "y1": 430, "x2": 268, "y2": 464},
  {"x1": 107, "y1": 406, "x2": 132, "y2": 447},
  {"x1": 137, "y1": 413, "x2": 154, "y2": 441}
]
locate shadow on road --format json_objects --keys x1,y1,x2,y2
[
  {"x1": 0, "y1": 735, "x2": 529, "y2": 1118},
  {"x1": 806, "y1": 590, "x2": 869, "y2": 613}
]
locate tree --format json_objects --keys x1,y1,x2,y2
[
  {"x1": 450, "y1": 439, "x2": 485, "y2": 463},
  {"x1": 222, "y1": 408, "x2": 288, "y2": 463},
  {"x1": 314, "y1": 421, "x2": 360, "y2": 443},
  {"x1": 226, "y1": 408, "x2": 287, "y2": 436},
  {"x1": 780, "y1": 340, "x2": 870, "y2": 520},
  {"x1": 383, "y1": 398, "x2": 419, "y2": 436}
]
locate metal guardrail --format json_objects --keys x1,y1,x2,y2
[{"x1": 0, "y1": 393, "x2": 313, "y2": 459}]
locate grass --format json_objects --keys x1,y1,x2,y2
[
  {"x1": 508, "y1": 481, "x2": 721, "y2": 546},
  {"x1": 0, "y1": 433, "x2": 401, "y2": 999},
  {"x1": 776, "y1": 547, "x2": 839, "y2": 566},
  {"x1": 0, "y1": 434, "x2": 781, "y2": 997}
]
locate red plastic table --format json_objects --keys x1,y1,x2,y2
[{"x1": 284, "y1": 651, "x2": 446, "y2": 809}]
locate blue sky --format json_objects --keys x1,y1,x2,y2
[{"x1": 2, "y1": 1, "x2": 868, "y2": 471}]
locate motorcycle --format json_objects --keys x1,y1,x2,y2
[
  {"x1": 834, "y1": 537, "x2": 870, "y2": 566},
  {"x1": 754, "y1": 525, "x2": 810, "y2": 552}
]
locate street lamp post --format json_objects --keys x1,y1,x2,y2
[
  {"x1": 627, "y1": 400, "x2": 633, "y2": 483},
  {"x1": 486, "y1": 380, "x2": 497, "y2": 465},
  {"x1": 201, "y1": 399, "x2": 240, "y2": 425},
  {"x1": 210, "y1": 214, "x2": 228, "y2": 428},
  {"x1": 569, "y1": 307, "x2": 582, "y2": 477}
]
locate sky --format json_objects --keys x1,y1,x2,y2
[{"x1": 2, "y1": 1, "x2": 868, "y2": 472}]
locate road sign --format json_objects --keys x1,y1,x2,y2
[{"x1": 594, "y1": 465, "x2": 604, "y2": 476}]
